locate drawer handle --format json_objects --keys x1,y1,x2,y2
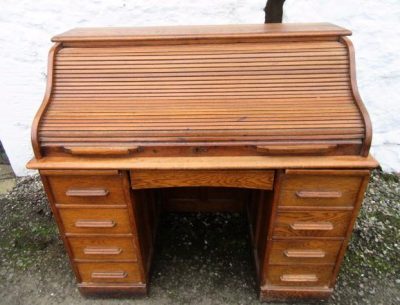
[
  {"x1": 256, "y1": 144, "x2": 336, "y2": 155},
  {"x1": 91, "y1": 271, "x2": 127, "y2": 279},
  {"x1": 280, "y1": 274, "x2": 318, "y2": 282},
  {"x1": 284, "y1": 249, "x2": 326, "y2": 258},
  {"x1": 66, "y1": 188, "x2": 109, "y2": 197},
  {"x1": 83, "y1": 247, "x2": 122, "y2": 255},
  {"x1": 290, "y1": 222, "x2": 333, "y2": 231},
  {"x1": 75, "y1": 220, "x2": 116, "y2": 228},
  {"x1": 64, "y1": 146, "x2": 138, "y2": 156},
  {"x1": 296, "y1": 190, "x2": 342, "y2": 199}
]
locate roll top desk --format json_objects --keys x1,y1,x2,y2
[{"x1": 27, "y1": 23, "x2": 378, "y2": 301}]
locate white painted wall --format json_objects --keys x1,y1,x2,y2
[
  {"x1": 284, "y1": 0, "x2": 400, "y2": 172},
  {"x1": 0, "y1": 0, "x2": 398, "y2": 175}
]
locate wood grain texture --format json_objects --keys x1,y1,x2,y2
[
  {"x1": 330, "y1": 174, "x2": 370, "y2": 286},
  {"x1": 272, "y1": 210, "x2": 352, "y2": 238},
  {"x1": 30, "y1": 23, "x2": 373, "y2": 158},
  {"x1": 265, "y1": 265, "x2": 334, "y2": 287},
  {"x1": 64, "y1": 146, "x2": 137, "y2": 156},
  {"x1": 260, "y1": 285, "x2": 332, "y2": 301},
  {"x1": 66, "y1": 188, "x2": 109, "y2": 197},
  {"x1": 40, "y1": 169, "x2": 120, "y2": 175},
  {"x1": 47, "y1": 174, "x2": 128, "y2": 205},
  {"x1": 76, "y1": 262, "x2": 141, "y2": 284},
  {"x1": 341, "y1": 37, "x2": 372, "y2": 156},
  {"x1": 279, "y1": 173, "x2": 363, "y2": 207},
  {"x1": 68, "y1": 236, "x2": 137, "y2": 262},
  {"x1": 130, "y1": 169, "x2": 274, "y2": 190},
  {"x1": 59, "y1": 207, "x2": 132, "y2": 234},
  {"x1": 256, "y1": 144, "x2": 337, "y2": 155},
  {"x1": 295, "y1": 190, "x2": 342, "y2": 199},
  {"x1": 269, "y1": 240, "x2": 342, "y2": 265},
  {"x1": 31, "y1": 43, "x2": 62, "y2": 159},
  {"x1": 130, "y1": 189, "x2": 159, "y2": 282},
  {"x1": 77, "y1": 283, "x2": 147, "y2": 297},
  {"x1": 52, "y1": 23, "x2": 351, "y2": 42},
  {"x1": 39, "y1": 174, "x2": 83, "y2": 283},
  {"x1": 26, "y1": 155, "x2": 379, "y2": 170}
]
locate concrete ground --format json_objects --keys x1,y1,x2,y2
[{"x1": 0, "y1": 171, "x2": 399, "y2": 305}]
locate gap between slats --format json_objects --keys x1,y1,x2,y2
[{"x1": 57, "y1": 41, "x2": 346, "y2": 55}]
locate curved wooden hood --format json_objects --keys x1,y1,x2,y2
[{"x1": 31, "y1": 23, "x2": 371, "y2": 159}]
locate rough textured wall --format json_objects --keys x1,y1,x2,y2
[{"x1": 0, "y1": 0, "x2": 398, "y2": 175}]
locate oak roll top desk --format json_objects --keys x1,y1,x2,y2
[{"x1": 27, "y1": 23, "x2": 378, "y2": 301}]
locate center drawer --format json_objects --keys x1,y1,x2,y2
[
  {"x1": 59, "y1": 208, "x2": 133, "y2": 234},
  {"x1": 130, "y1": 169, "x2": 274, "y2": 190}
]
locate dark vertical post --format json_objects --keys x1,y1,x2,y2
[
  {"x1": 0, "y1": 141, "x2": 10, "y2": 164},
  {"x1": 264, "y1": 0, "x2": 286, "y2": 23}
]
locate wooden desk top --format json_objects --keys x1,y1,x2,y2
[
  {"x1": 27, "y1": 155, "x2": 378, "y2": 170},
  {"x1": 52, "y1": 23, "x2": 351, "y2": 42}
]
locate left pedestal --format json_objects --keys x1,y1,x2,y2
[{"x1": 40, "y1": 169, "x2": 154, "y2": 297}]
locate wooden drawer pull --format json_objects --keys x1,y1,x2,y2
[
  {"x1": 284, "y1": 249, "x2": 326, "y2": 258},
  {"x1": 290, "y1": 222, "x2": 333, "y2": 231},
  {"x1": 91, "y1": 271, "x2": 127, "y2": 279},
  {"x1": 83, "y1": 247, "x2": 122, "y2": 255},
  {"x1": 256, "y1": 144, "x2": 336, "y2": 155},
  {"x1": 66, "y1": 188, "x2": 109, "y2": 197},
  {"x1": 64, "y1": 146, "x2": 138, "y2": 156},
  {"x1": 296, "y1": 190, "x2": 342, "y2": 199},
  {"x1": 280, "y1": 274, "x2": 318, "y2": 282},
  {"x1": 75, "y1": 220, "x2": 116, "y2": 228}
]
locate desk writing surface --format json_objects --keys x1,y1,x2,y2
[{"x1": 27, "y1": 155, "x2": 378, "y2": 170}]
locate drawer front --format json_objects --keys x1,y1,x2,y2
[
  {"x1": 269, "y1": 240, "x2": 342, "y2": 265},
  {"x1": 68, "y1": 237, "x2": 137, "y2": 261},
  {"x1": 47, "y1": 175, "x2": 127, "y2": 205},
  {"x1": 77, "y1": 262, "x2": 142, "y2": 284},
  {"x1": 279, "y1": 174, "x2": 363, "y2": 207},
  {"x1": 273, "y1": 211, "x2": 352, "y2": 238},
  {"x1": 59, "y1": 208, "x2": 132, "y2": 234},
  {"x1": 266, "y1": 265, "x2": 334, "y2": 287},
  {"x1": 130, "y1": 169, "x2": 274, "y2": 190}
]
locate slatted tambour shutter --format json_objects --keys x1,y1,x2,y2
[{"x1": 34, "y1": 24, "x2": 370, "y2": 157}]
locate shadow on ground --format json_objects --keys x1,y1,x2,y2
[{"x1": 0, "y1": 171, "x2": 399, "y2": 305}]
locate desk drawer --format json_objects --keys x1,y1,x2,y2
[
  {"x1": 59, "y1": 208, "x2": 133, "y2": 234},
  {"x1": 68, "y1": 237, "x2": 138, "y2": 261},
  {"x1": 279, "y1": 171, "x2": 365, "y2": 207},
  {"x1": 77, "y1": 262, "x2": 142, "y2": 284},
  {"x1": 130, "y1": 169, "x2": 274, "y2": 190},
  {"x1": 266, "y1": 265, "x2": 334, "y2": 287},
  {"x1": 47, "y1": 173, "x2": 127, "y2": 205},
  {"x1": 273, "y1": 211, "x2": 352, "y2": 238},
  {"x1": 269, "y1": 240, "x2": 342, "y2": 265}
]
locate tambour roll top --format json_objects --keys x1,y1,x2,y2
[{"x1": 32, "y1": 23, "x2": 372, "y2": 159}]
